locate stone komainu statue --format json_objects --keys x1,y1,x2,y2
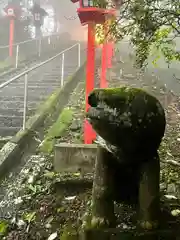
[{"x1": 86, "y1": 87, "x2": 166, "y2": 229}]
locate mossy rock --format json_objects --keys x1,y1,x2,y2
[
  {"x1": 87, "y1": 87, "x2": 166, "y2": 162},
  {"x1": 40, "y1": 108, "x2": 73, "y2": 154}
]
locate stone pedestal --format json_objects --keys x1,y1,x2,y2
[{"x1": 54, "y1": 143, "x2": 97, "y2": 173}]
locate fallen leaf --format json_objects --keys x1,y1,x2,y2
[
  {"x1": 171, "y1": 209, "x2": 180, "y2": 216},
  {"x1": 14, "y1": 197, "x2": 23, "y2": 205},
  {"x1": 65, "y1": 196, "x2": 76, "y2": 201},
  {"x1": 0, "y1": 221, "x2": 8, "y2": 235},
  {"x1": 164, "y1": 195, "x2": 177, "y2": 200},
  {"x1": 48, "y1": 232, "x2": 57, "y2": 240},
  {"x1": 28, "y1": 175, "x2": 34, "y2": 184},
  {"x1": 57, "y1": 207, "x2": 65, "y2": 213},
  {"x1": 167, "y1": 151, "x2": 172, "y2": 157},
  {"x1": 45, "y1": 216, "x2": 54, "y2": 225},
  {"x1": 44, "y1": 171, "x2": 55, "y2": 178},
  {"x1": 73, "y1": 172, "x2": 80, "y2": 177},
  {"x1": 17, "y1": 219, "x2": 26, "y2": 228},
  {"x1": 23, "y1": 212, "x2": 36, "y2": 223}
]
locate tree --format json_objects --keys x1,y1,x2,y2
[{"x1": 95, "y1": 0, "x2": 180, "y2": 68}]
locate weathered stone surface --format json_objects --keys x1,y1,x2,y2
[
  {"x1": 54, "y1": 143, "x2": 97, "y2": 173},
  {"x1": 86, "y1": 87, "x2": 166, "y2": 230},
  {"x1": 69, "y1": 120, "x2": 81, "y2": 131},
  {"x1": 80, "y1": 228, "x2": 179, "y2": 240},
  {"x1": 167, "y1": 183, "x2": 176, "y2": 195},
  {"x1": 0, "y1": 136, "x2": 12, "y2": 149},
  {"x1": 0, "y1": 141, "x2": 18, "y2": 177},
  {"x1": 87, "y1": 87, "x2": 166, "y2": 163}
]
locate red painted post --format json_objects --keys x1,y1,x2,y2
[
  {"x1": 84, "y1": 22, "x2": 96, "y2": 144},
  {"x1": 9, "y1": 18, "x2": 14, "y2": 57},
  {"x1": 70, "y1": 0, "x2": 116, "y2": 144}
]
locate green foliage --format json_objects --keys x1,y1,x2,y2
[
  {"x1": 23, "y1": 212, "x2": 36, "y2": 224},
  {"x1": 0, "y1": 220, "x2": 9, "y2": 236},
  {"x1": 0, "y1": 61, "x2": 10, "y2": 70},
  {"x1": 60, "y1": 224, "x2": 77, "y2": 240},
  {"x1": 95, "y1": 0, "x2": 180, "y2": 68},
  {"x1": 95, "y1": 24, "x2": 105, "y2": 44},
  {"x1": 89, "y1": 86, "x2": 144, "y2": 106},
  {"x1": 27, "y1": 184, "x2": 43, "y2": 195},
  {"x1": 93, "y1": 0, "x2": 108, "y2": 8},
  {"x1": 40, "y1": 108, "x2": 73, "y2": 154}
]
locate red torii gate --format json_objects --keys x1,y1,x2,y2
[{"x1": 71, "y1": 0, "x2": 116, "y2": 144}]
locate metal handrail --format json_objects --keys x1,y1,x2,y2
[
  {"x1": 0, "y1": 33, "x2": 59, "y2": 49},
  {"x1": 0, "y1": 43, "x2": 80, "y2": 88},
  {"x1": 0, "y1": 42, "x2": 81, "y2": 130},
  {"x1": 0, "y1": 38, "x2": 37, "y2": 49},
  {"x1": 0, "y1": 33, "x2": 61, "y2": 68}
]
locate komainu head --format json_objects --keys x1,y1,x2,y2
[{"x1": 87, "y1": 87, "x2": 166, "y2": 159}]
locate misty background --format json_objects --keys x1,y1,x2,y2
[
  {"x1": 0, "y1": 0, "x2": 87, "y2": 43},
  {"x1": 0, "y1": 0, "x2": 179, "y2": 90},
  {"x1": 49, "y1": 0, "x2": 87, "y2": 41}
]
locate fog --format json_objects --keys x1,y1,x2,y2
[
  {"x1": 117, "y1": 37, "x2": 180, "y2": 95},
  {"x1": 0, "y1": 0, "x2": 87, "y2": 41},
  {"x1": 50, "y1": 0, "x2": 87, "y2": 41}
]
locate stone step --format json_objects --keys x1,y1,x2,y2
[
  {"x1": 0, "y1": 53, "x2": 59, "y2": 80},
  {"x1": 0, "y1": 100, "x2": 37, "y2": 109},
  {"x1": 2, "y1": 72, "x2": 71, "y2": 85},
  {"x1": 42, "y1": 73, "x2": 71, "y2": 79},
  {"x1": 0, "y1": 85, "x2": 56, "y2": 92},
  {"x1": 41, "y1": 74, "x2": 62, "y2": 78},
  {"x1": 0, "y1": 126, "x2": 20, "y2": 137},
  {"x1": 0, "y1": 95, "x2": 46, "y2": 102},
  {"x1": 0, "y1": 116, "x2": 23, "y2": 128},
  {"x1": 24, "y1": 78, "x2": 68, "y2": 83},
  {"x1": 0, "y1": 108, "x2": 35, "y2": 117},
  {"x1": 4, "y1": 84, "x2": 60, "y2": 89},
  {"x1": 0, "y1": 49, "x2": 76, "y2": 83},
  {"x1": 0, "y1": 88, "x2": 53, "y2": 97}
]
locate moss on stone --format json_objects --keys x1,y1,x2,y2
[
  {"x1": 87, "y1": 87, "x2": 166, "y2": 162},
  {"x1": 34, "y1": 76, "x2": 73, "y2": 117},
  {"x1": 36, "y1": 88, "x2": 61, "y2": 114},
  {"x1": 89, "y1": 87, "x2": 158, "y2": 108},
  {"x1": 0, "y1": 61, "x2": 10, "y2": 70},
  {"x1": 60, "y1": 224, "x2": 78, "y2": 240},
  {"x1": 94, "y1": 86, "x2": 142, "y2": 98},
  {"x1": 40, "y1": 108, "x2": 73, "y2": 154},
  {"x1": 0, "y1": 137, "x2": 11, "y2": 149}
]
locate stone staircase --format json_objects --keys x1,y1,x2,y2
[
  {"x1": 0, "y1": 42, "x2": 85, "y2": 137},
  {"x1": 0, "y1": 40, "x2": 78, "y2": 79}
]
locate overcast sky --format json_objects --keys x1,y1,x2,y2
[{"x1": 52, "y1": 0, "x2": 80, "y2": 25}]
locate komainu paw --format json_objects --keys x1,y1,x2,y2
[
  {"x1": 139, "y1": 220, "x2": 159, "y2": 230},
  {"x1": 91, "y1": 216, "x2": 111, "y2": 229}
]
